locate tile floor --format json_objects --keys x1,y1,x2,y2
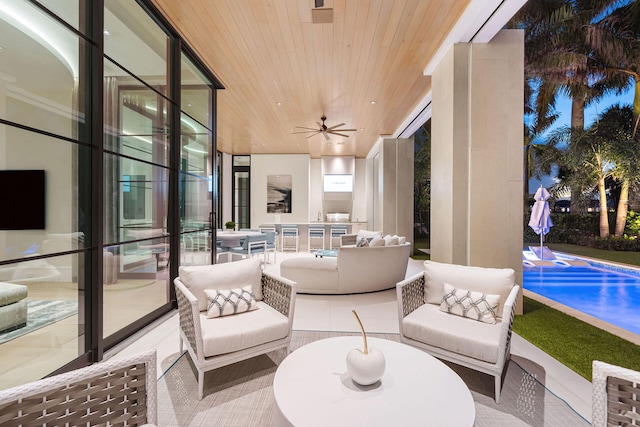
[{"x1": 111, "y1": 252, "x2": 593, "y2": 422}]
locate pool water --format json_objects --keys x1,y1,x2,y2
[{"x1": 523, "y1": 265, "x2": 640, "y2": 336}]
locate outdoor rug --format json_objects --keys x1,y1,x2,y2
[
  {"x1": 0, "y1": 300, "x2": 77, "y2": 345},
  {"x1": 157, "y1": 331, "x2": 590, "y2": 426}
]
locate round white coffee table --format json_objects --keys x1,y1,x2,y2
[{"x1": 273, "y1": 336, "x2": 475, "y2": 426}]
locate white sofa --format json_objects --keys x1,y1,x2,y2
[
  {"x1": 280, "y1": 242, "x2": 411, "y2": 294},
  {"x1": 396, "y1": 260, "x2": 519, "y2": 403}
]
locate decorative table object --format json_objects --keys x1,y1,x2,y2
[{"x1": 345, "y1": 310, "x2": 385, "y2": 386}]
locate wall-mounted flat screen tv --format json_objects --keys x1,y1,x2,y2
[
  {"x1": 323, "y1": 174, "x2": 353, "y2": 192},
  {"x1": 0, "y1": 170, "x2": 46, "y2": 230}
]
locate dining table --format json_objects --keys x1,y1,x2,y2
[{"x1": 216, "y1": 230, "x2": 266, "y2": 249}]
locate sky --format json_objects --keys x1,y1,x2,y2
[{"x1": 527, "y1": 85, "x2": 636, "y2": 194}]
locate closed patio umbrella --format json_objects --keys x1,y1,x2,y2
[{"x1": 528, "y1": 186, "x2": 553, "y2": 259}]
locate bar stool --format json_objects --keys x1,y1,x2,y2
[
  {"x1": 281, "y1": 225, "x2": 299, "y2": 252},
  {"x1": 308, "y1": 225, "x2": 325, "y2": 251},
  {"x1": 329, "y1": 225, "x2": 348, "y2": 249}
]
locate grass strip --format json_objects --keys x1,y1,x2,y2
[{"x1": 513, "y1": 296, "x2": 640, "y2": 380}]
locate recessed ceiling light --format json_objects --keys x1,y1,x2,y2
[
  {"x1": 103, "y1": 30, "x2": 111, "y2": 36},
  {"x1": 276, "y1": 102, "x2": 283, "y2": 106},
  {"x1": 370, "y1": 101, "x2": 377, "y2": 105},
  {"x1": 360, "y1": 128, "x2": 364, "y2": 131},
  {"x1": 187, "y1": 103, "x2": 192, "y2": 107}
]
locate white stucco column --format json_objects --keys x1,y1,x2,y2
[
  {"x1": 430, "y1": 30, "x2": 524, "y2": 295},
  {"x1": 378, "y1": 137, "x2": 414, "y2": 241}
]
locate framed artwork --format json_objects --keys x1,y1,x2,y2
[{"x1": 267, "y1": 175, "x2": 292, "y2": 213}]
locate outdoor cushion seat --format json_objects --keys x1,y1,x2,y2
[
  {"x1": 402, "y1": 302, "x2": 502, "y2": 364},
  {"x1": 199, "y1": 301, "x2": 290, "y2": 357}
]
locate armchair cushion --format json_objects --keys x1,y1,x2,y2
[
  {"x1": 199, "y1": 302, "x2": 290, "y2": 357},
  {"x1": 205, "y1": 286, "x2": 259, "y2": 318},
  {"x1": 440, "y1": 283, "x2": 500, "y2": 324},
  {"x1": 403, "y1": 303, "x2": 503, "y2": 363},
  {"x1": 423, "y1": 260, "x2": 515, "y2": 317},
  {"x1": 179, "y1": 257, "x2": 263, "y2": 311}
]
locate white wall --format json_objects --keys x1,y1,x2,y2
[
  {"x1": 246, "y1": 154, "x2": 368, "y2": 226},
  {"x1": 250, "y1": 154, "x2": 310, "y2": 226}
]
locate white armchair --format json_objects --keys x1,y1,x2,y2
[
  {"x1": 396, "y1": 260, "x2": 519, "y2": 403},
  {"x1": 592, "y1": 360, "x2": 640, "y2": 427},
  {"x1": 174, "y1": 257, "x2": 297, "y2": 400}
]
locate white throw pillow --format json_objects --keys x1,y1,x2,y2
[
  {"x1": 439, "y1": 283, "x2": 499, "y2": 324},
  {"x1": 205, "y1": 286, "x2": 259, "y2": 318},
  {"x1": 178, "y1": 257, "x2": 263, "y2": 311},
  {"x1": 369, "y1": 236, "x2": 385, "y2": 247},
  {"x1": 393, "y1": 235, "x2": 406, "y2": 245},
  {"x1": 383, "y1": 234, "x2": 399, "y2": 246}
]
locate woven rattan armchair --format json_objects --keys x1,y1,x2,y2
[
  {"x1": 396, "y1": 261, "x2": 519, "y2": 403},
  {"x1": 592, "y1": 360, "x2": 640, "y2": 427},
  {"x1": 0, "y1": 350, "x2": 157, "y2": 426},
  {"x1": 174, "y1": 257, "x2": 297, "y2": 400}
]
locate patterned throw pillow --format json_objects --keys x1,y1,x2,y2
[
  {"x1": 439, "y1": 283, "x2": 499, "y2": 324},
  {"x1": 205, "y1": 285, "x2": 259, "y2": 318},
  {"x1": 356, "y1": 237, "x2": 369, "y2": 247}
]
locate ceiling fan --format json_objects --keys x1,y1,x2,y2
[{"x1": 292, "y1": 116, "x2": 357, "y2": 140}]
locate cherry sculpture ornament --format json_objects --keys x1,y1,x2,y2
[{"x1": 345, "y1": 310, "x2": 386, "y2": 386}]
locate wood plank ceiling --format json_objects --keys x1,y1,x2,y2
[{"x1": 150, "y1": 0, "x2": 471, "y2": 158}]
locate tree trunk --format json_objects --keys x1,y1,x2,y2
[
  {"x1": 598, "y1": 176, "x2": 609, "y2": 238},
  {"x1": 570, "y1": 95, "x2": 586, "y2": 214},
  {"x1": 614, "y1": 179, "x2": 630, "y2": 237}
]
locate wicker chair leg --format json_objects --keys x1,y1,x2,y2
[{"x1": 198, "y1": 370, "x2": 205, "y2": 400}]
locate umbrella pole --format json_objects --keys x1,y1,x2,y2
[{"x1": 540, "y1": 232, "x2": 544, "y2": 260}]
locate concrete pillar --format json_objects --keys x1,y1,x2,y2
[
  {"x1": 380, "y1": 137, "x2": 414, "y2": 241},
  {"x1": 430, "y1": 30, "x2": 524, "y2": 296}
]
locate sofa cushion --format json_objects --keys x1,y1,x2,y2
[
  {"x1": 199, "y1": 301, "x2": 289, "y2": 358},
  {"x1": 369, "y1": 236, "x2": 385, "y2": 247},
  {"x1": 0, "y1": 282, "x2": 28, "y2": 306},
  {"x1": 393, "y1": 235, "x2": 407, "y2": 245},
  {"x1": 440, "y1": 283, "x2": 499, "y2": 324},
  {"x1": 356, "y1": 230, "x2": 382, "y2": 242},
  {"x1": 383, "y1": 235, "x2": 399, "y2": 246},
  {"x1": 179, "y1": 257, "x2": 263, "y2": 311},
  {"x1": 423, "y1": 261, "x2": 514, "y2": 317},
  {"x1": 205, "y1": 286, "x2": 259, "y2": 318},
  {"x1": 403, "y1": 303, "x2": 502, "y2": 364}
]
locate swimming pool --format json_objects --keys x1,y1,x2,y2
[{"x1": 523, "y1": 262, "x2": 640, "y2": 336}]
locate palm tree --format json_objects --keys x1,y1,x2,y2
[
  {"x1": 549, "y1": 124, "x2": 614, "y2": 237},
  {"x1": 524, "y1": 78, "x2": 560, "y2": 195},
  {"x1": 594, "y1": 104, "x2": 640, "y2": 236},
  {"x1": 514, "y1": 0, "x2": 628, "y2": 213},
  {"x1": 587, "y1": 1, "x2": 640, "y2": 137}
]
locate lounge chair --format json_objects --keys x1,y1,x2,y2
[{"x1": 525, "y1": 246, "x2": 590, "y2": 267}]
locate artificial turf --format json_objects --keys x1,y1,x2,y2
[{"x1": 513, "y1": 296, "x2": 640, "y2": 380}]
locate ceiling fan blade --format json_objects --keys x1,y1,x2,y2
[
  {"x1": 316, "y1": 122, "x2": 324, "y2": 129},
  {"x1": 333, "y1": 128, "x2": 357, "y2": 132},
  {"x1": 330, "y1": 132, "x2": 351, "y2": 138},
  {"x1": 292, "y1": 130, "x2": 320, "y2": 134},
  {"x1": 305, "y1": 131, "x2": 322, "y2": 139},
  {"x1": 322, "y1": 131, "x2": 330, "y2": 140},
  {"x1": 294, "y1": 126, "x2": 320, "y2": 131},
  {"x1": 327, "y1": 123, "x2": 345, "y2": 130}
]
